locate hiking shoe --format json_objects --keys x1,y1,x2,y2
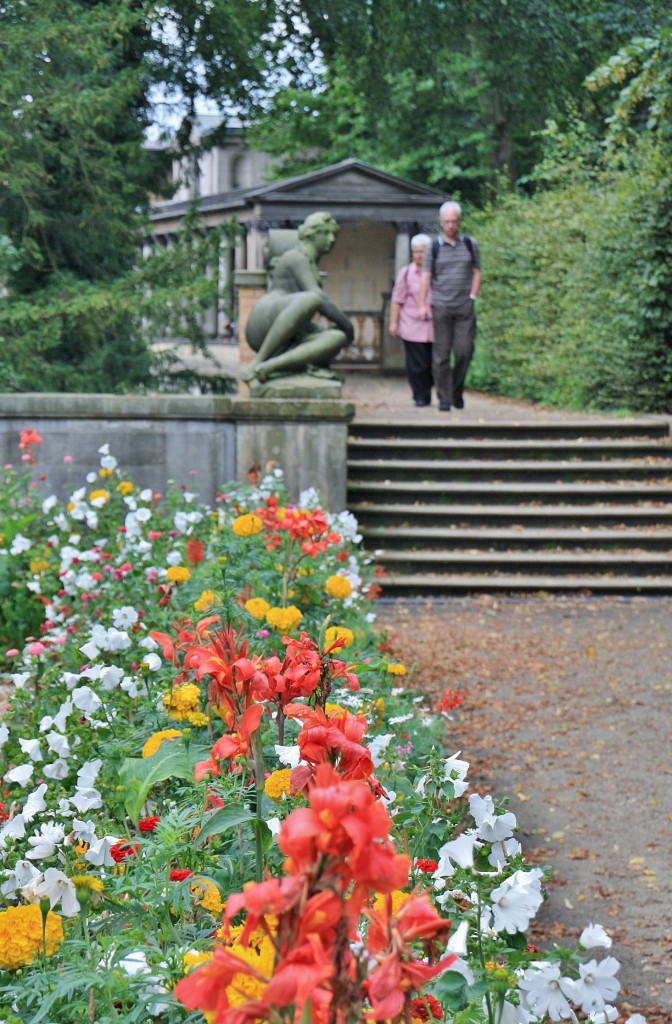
[{"x1": 438, "y1": 402, "x2": 451, "y2": 411}]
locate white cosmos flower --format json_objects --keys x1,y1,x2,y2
[
  {"x1": 19, "y1": 738, "x2": 43, "y2": 761},
  {"x1": 518, "y1": 961, "x2": 574, "y2": 1021},
  {"x1": 112, "y1": 606, "x2": 139, "y2": 629},
  {"x1": 70, "y1": 787, "x2": 103, "y2": 813},
  {"x1": 46, "y1": 731, "x2": 71, "y2": 757},
  {"x1": 490, "y1": 868, "x2": 544, "y2": 934},
  {"x1": 43, "y1": 759, "x2": 71, "y2": 780},
  {"x1": 26, "y1": 821, "x2": 66, "y2": 859},
  {"x1": 23, "y1": 783, "x2": 48, "y2": 822},
  {"x1": 580, "y1": 923, "x2": 612, "y2": 949},
  {"x1": 5, "y1": 763, "x2": 34, "y2": 786},
  {"x1": 72, "y1": 686, "x2": 102, "y2": 714},
  {"x1": 469, "y1": 793, "x2": 517, "y2": 842},
  {"x1": 26, "y1": 868, "x2": 80, "y2": 917},
  {"x1": 564, "y1": 957, "x2": 620, "y2": 1014}
]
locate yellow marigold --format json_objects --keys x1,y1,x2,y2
[
  {"x1": 98, "y1": 468, "x2": 113, "y2": 479},
  {"x1": 163, "y1": 684, "x2": 201, "y2": 721},
  {"x1": 387, "y1": 662, "x2": 407, "y2": 675},
  {"x1": 324, "y1": 575, "x2": 353, "y2": 599},
  {"x1": 194, "y1": 589, "x2": 222, "y2": 613},
  {"x1": 372, "y1": 697, "x2": 386, "y2": 719},
  {"x1": 245, "y1": 597, "x2": 270, "y2": 620},
  {"x1": 116, "y1": 480, "x2": 134, "y2": 496},
  {"x1": 266, "y1": 605, "x2": 303, "y2": 633},
  {"x1": 71, "y1": 874, "x2": 104, "y2": 894},
  {"x1": 0, "y1": 904, "x2": 64, "y2": 970},
  {"x1": 231, "y1": 513, "x2": 263, "y2": 537},
  {"x1": 186, "y1": 711, "x2": 209, "y2": 728},
  {"x1": 192, "y1": 878, "x2": 224, "y2": 915},
  {"x1": 217, "y1": 922, "x2": 275, "y2": 1006},
  {"x1": 29, "y1": 557, "x2": 50, "y2": 574},
  {"x1": 325, "y1": 626, "x2": 354, "y2": 648},
  {"x1": 166, "y1": 565, "x2": 191, "y2": 583},
  {"x1": 183, "y1": 950, "x2": 214, "y2": 971},
  {"x1": 264, "y1": 769, "x2": 293, "y2": 802},
  {"x1": 324, "y1": 702, "x2": 347, "y2": 718},
  {"x1": 142, "y1": 728, "x2": 183, "y2": 759},
  {"x1": 372, "y1": 890, "x2": 410, "y2": 917},
  {"x1": 88, "y1": 488, "x2": 109, "y2": 505}
]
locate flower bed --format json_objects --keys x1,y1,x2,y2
[{"x1": 0, "y1": 430, "x2": 645, "y2": 1024}]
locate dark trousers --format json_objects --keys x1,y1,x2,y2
[
  {"x1": 431, "y1": 300, "x2": 476, "y2": 405},
  {"x1": 402, "y1": 340, "x2": 433, "y2": 404}
]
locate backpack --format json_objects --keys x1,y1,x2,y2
[{"x1": 430, "y1": 235, "x2": 476, "y2": 279}]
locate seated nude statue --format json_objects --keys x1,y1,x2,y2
[{"x1": 241, "y1": 211, "x2": 354, "y2": 384}]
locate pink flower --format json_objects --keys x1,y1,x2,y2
[
  {"x1": 63, "y1": 456, "x2": 73, "y2": 463},
  {"x1": 5, "y1": 649, "x2": 19, "y2": 657},
  {"x1": 27, "y1": 642, "x2": 46, "y2": 656}
]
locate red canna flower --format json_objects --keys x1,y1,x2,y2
[{"x1": 195, "y1": 704, "x2": 264, "y2": 779}]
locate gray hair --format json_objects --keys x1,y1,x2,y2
[
  {"x1": 439, "y1": 200, "x2": 462, "y2": 218},
  {"x1": 410, "y1": 233, "x2": 432, "y2": 250}
]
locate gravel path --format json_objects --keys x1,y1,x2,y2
[{"x1": 377, "y1": 595, "x2": 672, "y2": 1023}]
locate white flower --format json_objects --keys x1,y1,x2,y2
[
  {"x1": 2, "y1": 859, "x2": 40, "y2": 897},
  {"x1": 86, "y1": 471, "x2": 97, "y2": 483},
  {"x1": 0, "y1": 723, "x2": 8, "y2": 750},
  {"x1": 482, "y1": 997, "x2": 534, "y2": 1024},
  {"x1": 139, "y1": 488, "x2": 153, "y2": 502},
  {"x1": 0, "y1": 812, "x2": 26, "y2": 848},
  {"x1": 141, "y1": 653, "x2": 161, "y2": 671},
  {"x1": 121, "y1": 675, "x2": 147, "y2": 698},
  {"x1": 367, "y1": 734, "x2": 394, "y2": 767},
  {"x1": 72, "y1": 818, "x2": 100, "y2": 844},
  {"x1": 19, "y1": 737, "x2": 43, "y2": 761},
  {"x1": 100, "y1": 454, "x2": 117, "y2": 471},
  {"x1": 446, "y1": 919, "x2": 470, "y2": 955},
  {"x1": 139, "y1": 635, "x2": 159, "y2": 651},
  {"x1": 23, "y1": 783, "x2": 48, "y2": 822},
  {"x1": 98, "y1": 443, "x2": 110, "y2": 455},
  {"x1": 77, "y1": 759, "x2": 102, "y2": 789},
  {"x1": 518, "y1": 961, "x2": 574, "y2": 1021},
  {"x1": 72, "y1": 686, "x2": 103, "y2": 714},
  {"x1": 564, "y1": 957, "x2": 620, "y2": 1014},
  {"x1": 5, "y1": 763, "x2": 34, "y2": 786},
  {"x1": 112, "y1": 606, "x2": 139, "y2": 629},
  {"x1": 166, "y1": 548, "x2": 182, "y2": 565},
  {"x1": 488, "y1": 837, "x2": 522, "y2": 868},
  {"x1": 28, "y1": 868, "x2": 80, "y2": 917},
  {"x1": 266, "y1": 817, "x2": 282, "y2": 838},
  {"x1": 70, "y1": 787, "x2": 103, "y2": 813},
  {"x1": 490, "y1": 868, "x2": 544, "y2": 934},
  {"x1": 135, "y1": 507, "x2": 152, "y2": 523},
  {"x1": 85, "y1": 835, "x2": 119, "y2": 866},
  {"x1": 275, "y1": 744, "x2": 303, "y2": 768},
  {"x1": 26, "y1": 821, "x2": 66, "y2": 860},
  {"x1": 624, "y1": 1015, "x2": 648, "y2": 1024},
  {"x1": 435, "y1": 831, "x2": 482, "y2": 877},
  {"x1": 444, "y1": 751, "x2": 470, "y2": 797},
  {"x1": 42, "y1": 494, "x2": 59, "y2": 514},
  {"x1": 469, "y1": 793, "x2": 517, "y2": 842},
  {"x1": 79, "y1": 640, "x2": 101, "y2": 660},
  {"x1": 46, "y1": 731, "x2": 71, "y2": 758},
  {"x1": 10, "y1": 533, "x2": 31, "y2": 555},
  {"x1": 388, "y1": 713, "x2": 414, "y2": 725},
  {"x1": 100, "y1": 665, "x2": 125, "y2": 691},
  {"x1": 579, "y1": 923, "x2": 612, "y2": 949},
  {"x1": 589, "y1": 1007, "x2": 618, "y2": 1023},
  {"x1": 11, "y1": 672, "x2": 31, "y2": 689},
  {"x1": 43, "y1": 759, "x2": 70, "y2": 780}
]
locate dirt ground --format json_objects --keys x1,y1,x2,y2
[{"x1": 377, "y1": 595, "x2": 672, "y2": 1024}]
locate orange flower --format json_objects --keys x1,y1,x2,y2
[
  {"x1": 19, "y1": 428, "x2": 43, "y2": 450},
  {"x1": 195, "y1": 704, "x2": 264, "y2": 779}
]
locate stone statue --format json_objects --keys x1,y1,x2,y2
[{"x1": 240, "y1": 212, "x2": 354, "y2": 395}]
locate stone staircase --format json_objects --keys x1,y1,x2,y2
[{"x1": 347, "y1": 417, "x2": 672, "y2": 594}]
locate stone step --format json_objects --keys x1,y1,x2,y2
[
  {"x1": 361, "y1": 525, "x2": 672, "y2": 551},
  {"x1": 347, "y1": 479, "x2": 672, "y2": 505},
  {"x1": 375, "y1": 549, "x2": 672, "y2": 576},
  {"x1": 348, "y1": 437, "x2": 672, "y2": 461},
  {"x1": 351, "y1": 417, "x2": 671, "y2": 440},
  {"x1": 350, "y1": 501, "x2": 672, "y2": 528},
  {"x1": 347, "y1": 457, "x2": 672, "y2": 481},
  {"x1": 377, "y1": 573, "x2": 672, "y2": 595}
]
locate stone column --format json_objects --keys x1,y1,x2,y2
[{"x1": 394, "y1": 223, "x2": 411, "y2": 274}]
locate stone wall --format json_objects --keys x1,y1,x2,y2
[{"x1": 0, "y1": 394, "x2": 354, "y2": 511}]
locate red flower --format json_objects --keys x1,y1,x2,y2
[
  {"x1": 138, "y1": 815, "x2": 160, "y2": 832},
  {"x1": 437, "y1": 689, "x2": 466, "y2": 713},
  {"x1": 19, "y1": 428, "x2": 43, "y2": 450},
  {"x1": 110, "y1": 842, "x2": 140, "y2": 863},
  {"x1": 170, "y1": 868, "x2": 193, "y2": 882},
  {"x1": 195, "y1": 704, "x2": 264, "y2": 780},
  {"x1": 411, "y1": 995, "x2": 444, "y2": 1021},
  {"x1": 187, "y1": 538, "x2": 204, "y2": 564},
  {"x1": 416, "y1": 858, "x2": 439, "y2": 873}
]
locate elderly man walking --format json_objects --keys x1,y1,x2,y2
[{"x1": 418, "y1": 201, "x2": 481, "y2": 411}]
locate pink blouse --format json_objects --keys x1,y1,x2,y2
[{"x1": 391, "y1": 262, "x2": 433, "y2": 343}]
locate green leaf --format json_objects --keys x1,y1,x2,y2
[
  {"x1": 195, "y1": 805, "x2": 255, "y2": 847},
  {"x1": 119, "y1": 742, "x2": 210, "y2": 825}
]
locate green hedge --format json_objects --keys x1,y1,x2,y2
[{"x1": 468, "y1": 142, "x2": 672, "y2": 413}]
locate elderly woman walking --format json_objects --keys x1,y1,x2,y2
[{"x1": 388, "y1": 233, "x2": 434, "y2": 407}]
